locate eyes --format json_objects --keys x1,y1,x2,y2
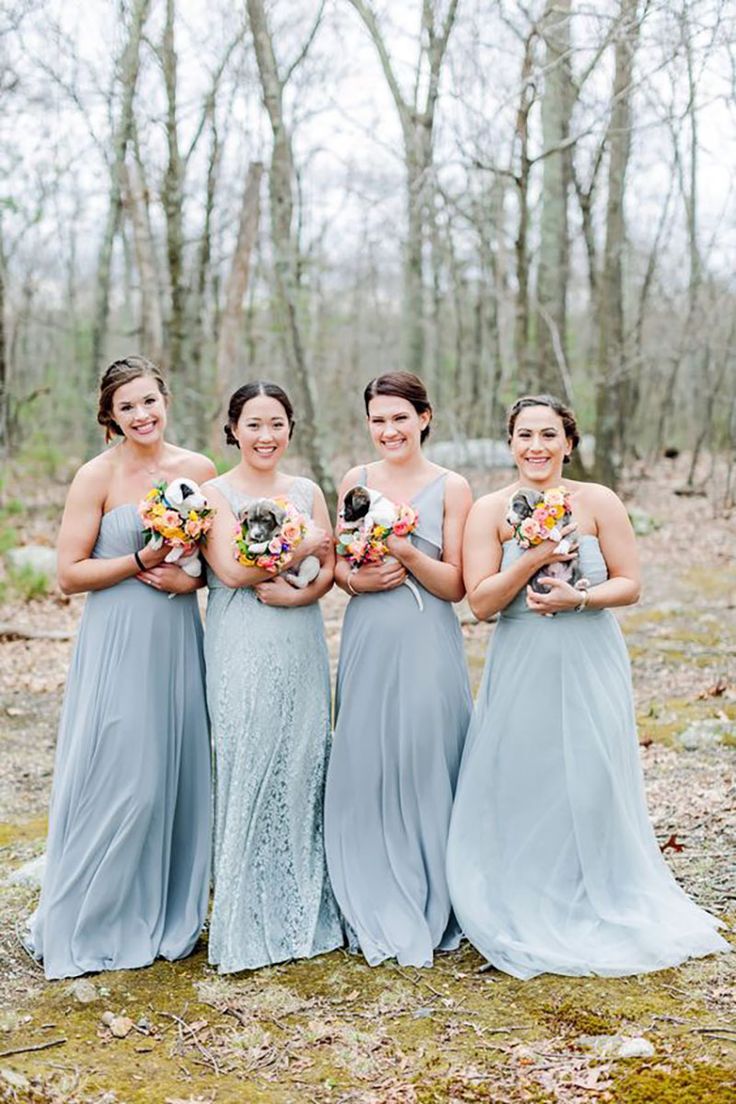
[
  {"x1": 244, "y1": 420, "x2": 286, "y2": 431},
  {"x1": 118, "y1": 395, "x2": 159, "y2": 413},
  {"x1": 370, "y1": 414, "x2": 409, "y2": 425},
  {"x1": 516, "y1": 429, "x2": 560, "y2": 439}
]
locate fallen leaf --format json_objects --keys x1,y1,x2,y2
[{"x1": 660, "y1": 834, "x2": 685, "y2": 853}]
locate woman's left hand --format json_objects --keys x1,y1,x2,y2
[
  {"x1": 526, "y1": 577, "x2": 585, "y2": 615},
  {"x1": 137, "y1": 563, "x2": 200, "y2": 594},
  {"x1": 254, "y1": 575, "x2": 300, "y2": 607},
  {"x1": 385, "y1": 533, "x2": 414, "y2": 563}
]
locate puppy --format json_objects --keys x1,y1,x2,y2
[
  {"x1": 506, "y1": 488, "x2": 586, "y2": 595},
  {"x1": 340, "y1": 484, "x2": 423, "y2": 610},
  {"x1": 161, "y1": 477, "x2": 208, "y2": 577},
  {"x1": 240, "y1": 498, "x2": 320, "y2": 589}
]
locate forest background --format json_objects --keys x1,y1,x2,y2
[{"x1": 1, "y1": 0, "x2": 736, "y2": 497}]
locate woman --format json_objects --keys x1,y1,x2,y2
[
  {"x1": 28, "y1": 357, "x2": 214, "y2": 979},
  {"x1": 447, "y1": 394, "x2": 730, "y2": 978},
  {"x1": 324, "y1": 372, "x2": 473, "y2": 967},
  {"x1": 202, "y1": 380, "x2": 342, "y2": 973}
]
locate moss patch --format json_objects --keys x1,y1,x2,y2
[
  {"x1": 0, "y1": 817, "x2": 47, "y2": 849},
  {"x1": 611, "y1": 1063, "x2": 736, "y2": 1104}
]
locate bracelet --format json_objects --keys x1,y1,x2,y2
[
  {"x1": 133, "y1": 550, "x2": 146, "y2": 572},
  {"x1": 345, "y1": 572, "x2": 359, "y2": 597},
  {"x1": 575, "y1": 587, "x2": 590, "y2": 612}
]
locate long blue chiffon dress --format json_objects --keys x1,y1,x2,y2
[
  {"x1": 28, "y1": 504, "x2": 212, "y2": 980},
  {"x1": 446, "y1": 535, "x2": 730, "y2": 978},
  {"x1": 204, "y1": 475, "x2": 342, "y2": 974},
  {"x1": 324, "y1": 470, "x2": 472, "y2": 967}
]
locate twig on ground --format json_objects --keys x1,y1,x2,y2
[{"x1": 0, "y1": 1037, "x2": 66, "y2": 1058}]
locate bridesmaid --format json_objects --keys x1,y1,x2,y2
[
  {"x1": 447, "y1": 394, "x2": 730, "y2": 978},
  {"x1": 201, "y1": 381, "x2": 343, "y2": 973},
  {"x1": 27, "y1": 357, "x2": 214, "y2": 979},
  {"x1": 324, "y1": 372, "x2": 473, "y2": 967}
]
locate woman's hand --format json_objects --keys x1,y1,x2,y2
[
  {"x1": 526, "y1": 577, "x2": 585, "y2": 615},
  {"x1": 254, "y1": 575, "x2": 302, "y2": 606},
  {"x1": 385, "y1": 533, "x2": 414, "y2": 563},
  {"x1": 351, "y1": 557, "x2": 407, "y2": 593},
  {"x1": 136, "y1": 562, "x2": 201, "y2": 594},
  {"x1": 138, "y1": 542, "x2": 171, "y2": 570},
  {"x1": 523, "y1": 526, "x2": 578, "y2": 572},
  {"x1": 293, "y1": 526, "x2": 332, "y2": 563}
]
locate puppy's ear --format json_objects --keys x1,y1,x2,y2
[{"x1": 269, "y1": 504, "x2": 287, "y2": 528}]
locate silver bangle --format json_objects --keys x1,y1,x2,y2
[{"x1": 345, "y1": 573, "x2": 358, "y2": 597}]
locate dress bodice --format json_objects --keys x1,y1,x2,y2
[
  {"x1": 93, "y1": 504, "x2": 145, "y2": 558},
  {"x1": 499, "y1": 534, "x2": 608, "y2": 620},
  {"x1": 360, "y1": 467, "x2": 447, "y2": 562}
]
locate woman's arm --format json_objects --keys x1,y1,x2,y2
[
  {"x1": 385, "y1": 472, "x2": 472, "y2": 602},
  {"x1": 57, "y1": 463, "x2": 169, "y2": 595},
  {"x1": 254, "y1": 485, "x2": 335, "y2": 607},
  {"x1": 526, "y1": 485, "x2": 640, "y2": 615}
]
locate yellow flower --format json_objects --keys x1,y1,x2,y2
[
  {"x1": 146, "y1": 488, "x2": 159, "y2": 501},
  {"x1": 151, "y1": 503, "x2": 166, "y2": 517},
  {"x1": 189, "y1": 510, "x2": 198, "y2": 521},
  {"x1": 544, "y1": 515, "x2": 557, "y2": 529}
]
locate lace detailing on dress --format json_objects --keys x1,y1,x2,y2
[{"x1": 204, "y1": 474, "x2": 342, "y2": 972}]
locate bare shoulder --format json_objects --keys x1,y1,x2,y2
[
  {"x1": 67, "y1": 450, "x2": 115, "y2": 502},
  {"x1": 573, "y1": 480, "x2": 627, "y2": 515},
  {"x1": 170, "y1": 445, "x2": 217, "y2": 483},
  {"x1": 442, "y1": 468, "x2": 471, "y2": 495},
  {"x1": 338, "y1": 465, "x2": 365, "y2": 494}
]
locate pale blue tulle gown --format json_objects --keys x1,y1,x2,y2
[
  {"x1": 28, "y1": 504, "x2": 212, "y2": 980},
  {"x1": 205, "y1": 475, "x2": 342, "y2": 974},
  {"x1": 324, "y1": 471, "x2": 472, "y2": 967},
  {"x1": 447, "y1": 535, "x2": 730, "y2": 978}
]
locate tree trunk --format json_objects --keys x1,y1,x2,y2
[
  {"x1": 122, "y1": 148, "x2": 163, "y2": 364},
  {"x1": 88, "y1": 0, "x2": 150, "y2": 405},
  {"x1": 0, "y1": 221, "x2": 7, "y2": 458},
  {"x1": 211, "y1": 161, "x2": 264, "y2": 454},
  {"x1": 536, "y1": 0, "x2": 572, "y2": 398},
  {"x1": 162, "y1": 0, "x2": 185, "y2": 375},
  {"x1": 594, "y1": 0, "x2": 639, "y2": 487},
  {"x1": 246, "y1": 0, "x2": 336, "y2": 513},
  {"x1": 513, "y1": 31, "x2": 536, "y2": 393}
]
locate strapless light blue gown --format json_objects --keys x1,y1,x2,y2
[
  {"x1": 204, "y1": 476, "x2": 342, "y2": 974},
  {"x1": 324, "y1": 471, "x2": 472, "y2": 967},
  {"x1": 28, "y1": 505, "x2": 212, "y2": 979},
  {"x1": 447, "y1": 536, "x2": 730, "y2": 978}
]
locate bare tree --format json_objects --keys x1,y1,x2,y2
[
  {"x1": 212, "y1": 160, "x2": 264, "y2": 452},
  {"x1": 246, "y1": 0, "x2": 336, "y2": 509},
  {"x1": 89, "y1": 0, "x2": 151, "y2": 395},
  {"x1": 346, "y1": 0, "x2": 459, "y2": 377}
]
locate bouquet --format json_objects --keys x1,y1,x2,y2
[
  {"x1": 234, "y1": 497, "x2": 316, "y2": 587},
  {"x1": 336, "y1": 485, "x2": 423, "y2": 609},
  {"x1": 138, "y1": 477, "x2": 214, "y2": 578},
  {"x1": 506, "y1": 486, "x2": 586, "y2": 594}
]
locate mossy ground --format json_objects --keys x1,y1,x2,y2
[{"x1": 1, "y1": 470, "x2": 735, "y2": 1102}]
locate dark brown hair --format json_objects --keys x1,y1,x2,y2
[
  {"x1": 97, "y1": 356, "x2": 169, "y2": 443},
  {"x1": 506, "y1": 394, "x2": 580, "y2": 463},
  {"x1": 224, "y1": 381, "x2": 295, "y2": 447},
  {"x1": 363, "y1": 372, "x2": 433, "y2": 443}
]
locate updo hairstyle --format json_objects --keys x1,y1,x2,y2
[
  {"x1": 224, "y1": 381, "x2": 295, "y2": 447},
  {"x1": 506, "y1": 394, "x2": 580, "y2": 464},
  {"x1": 97, "y1": 356, "x2": 169, "y2": 443},
  {"x1": 363, "y1": 372, "x2": 433, "y2": 443}
]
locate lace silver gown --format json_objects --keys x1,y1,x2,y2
[{"x1": 204, "y1": 475, "x2": 342, "y2": 974}]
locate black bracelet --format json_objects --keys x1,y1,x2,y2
[{"x1": 134, "y1": 550, "x2": 145, "y2": 572}]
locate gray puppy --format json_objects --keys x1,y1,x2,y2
[
  {"x1": 240, "y1": 499, "x2": 320, "y2": 589},
  {"x1": 506, "y1": 488, "x2": 586, "y2": 595}
]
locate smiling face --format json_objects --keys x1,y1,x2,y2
[
  {"x1": 232, "y1": 394, "x2": 291, "y2": 469},
  {"x1": 367, "y1": 395, "x2": 430, "y2": 461},
  {"x1": 509, "y1": 405, "x2": 572, "y2": 486},
  {"x1": 111, "y1": 375, "x2": 168, "y2": 446}
]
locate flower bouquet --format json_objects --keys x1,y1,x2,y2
[
  {"x1": 138, "y1": 477, "x2": 214, "y2": 578},
  {"x1": 336, "y1": 485, "x2": 423, "y2": 609},
  {"x1": 506, "y1": 485, "x2": 585, "y2": 594},
  {"x1": 234, "y1": 497, "x2": 319, "y2": 588}
]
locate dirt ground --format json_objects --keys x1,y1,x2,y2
[{"x1": 0, "y1": 456, "x2": 734, "y2": 1103}]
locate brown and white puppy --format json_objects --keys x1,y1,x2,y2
[{"x1": 240, "y1": 499, "x2": 320, "y2": 589}]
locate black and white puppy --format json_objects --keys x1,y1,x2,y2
[
  {"x1": 240, "y1": 499, "x2": 320, "y2": 589},
  {"x1": 340, "y1": 484, "x2": 423, "y2": 610}
]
